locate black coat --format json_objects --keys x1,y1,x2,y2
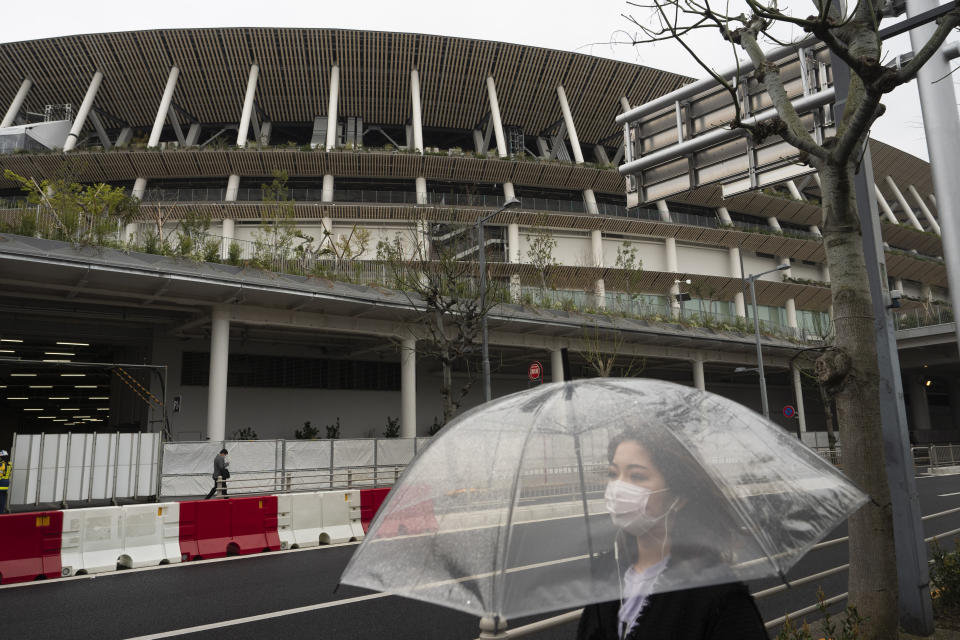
[{"x1": 576, "y1": 581, "x2": 767, "y2": 640}]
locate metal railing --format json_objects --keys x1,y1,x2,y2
[{"x1": 894, "y1": 305, "x2": 955, "y2": 331}]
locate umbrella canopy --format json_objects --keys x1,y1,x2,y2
[{"x1": 340, "y1": 378, "x2": 867, "y2": 621}]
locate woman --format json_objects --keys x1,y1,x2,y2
[{"x1": 577, "y1": 427, "x2": 768, "y2": 640}]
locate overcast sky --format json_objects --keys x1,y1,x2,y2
[{"x1": 1, "y1": 0, "x2": 953, "y2": 161}]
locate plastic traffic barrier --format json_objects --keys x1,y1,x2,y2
[
  {"x1": 359, "y1": 487, "x2": 391, "y2": 533},
  {"x1": 60, "y1": 507, "x2": 124, "y2": 576},
  {"x1": 119, "y1": 503, "x2": 182, "y2": 569},
  {"x1": 179, "y1": 496, "x2": 280, "y2": 561},
  {"x1": 319, "y1": 490, "x2": 362, "y2": 544},
  {"x1": 372, "y1": 485, "x2": 438, "y2": 537},
  {"x1": 276, "y1": 492, "x2": 324, "y2": 549},
  {"x1": 0, "y1": 511, "x2": 63, "y2": 584}
]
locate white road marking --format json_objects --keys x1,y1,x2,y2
[
  {"x1": 938, "y1": 491, "x2": 960, "y2": 497},
  {"x1": 123, "y1": 592, "x2": 392, "y2": 639}
]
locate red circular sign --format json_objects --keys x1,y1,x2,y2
[
  {"x1": 528, "y1": 361, "x2": 543, "y2": 381},
  {"x1": 783, "y1": 405, "x2": 796, "y2": 418}
]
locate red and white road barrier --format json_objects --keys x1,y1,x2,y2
[{"x1": 0, "y1": 487, "x2": 387, "y2": 584}]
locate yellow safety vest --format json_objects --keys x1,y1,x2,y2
[{"x1": 0, "y1": 461, "x2": 10, "y2": 490}]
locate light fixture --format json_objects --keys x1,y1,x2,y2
[
  {"x1": 29, "y1": 385, "x2": 53, "y2": 389},
  {"x1": 10, "y1": 373, "x2": 36, "y2": 377},
  {"x1": 53, "y1": 418, "x2": 67, "y2": 422},
  {"x1": 6, "y1": 397, "x2": 28, "y2": 400},
  {"x1": 38, "y1": 416, "x2": 56, "y2": 419},
  {"x1": 60, "y1": 408, "x2": 79, "y2": 411},
  {"x1": 0, "y1": 349, "x2": 15, "y2": 354},
  {"x1": 74, "y1": 415, "x2": 90, "y2": 418},
  {"x1": 97, "y1": 408, "x2": 110, "y2": 411},
  {"x1": 75, "y1": 385, "x2": 97, "y2": 389},
  {"x1": 56, "y1": 341, "x2": 89, "y2": 346},
  {"x1": 45, "y1": 352, "x2": 75, "y2": 356},
  {"x1": 43, "y1": 359, "x2": 70, "y2": 363},
  {"x1": 23, "y1": 408, "x2": 43, "y2": 411},
  {"x1": 0, "y1": 338, "x2": 23, "y2": 343},
  {"x1": 925, "y1": 379, "x2": 932, "y2": 387},
  {"x1": 49, "y1": 396, "x2": 69, "y2": 400},
  {"x1": 89, "y1": 396, "x2": 108, "y2": 400},
  {"x1": 60, "y1": 373, "x2": 85, "y2": 377}
]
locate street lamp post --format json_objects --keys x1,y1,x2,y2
[
  {"x1": 478, "y1": 197, "x2": 521, "y2": 402},
  {"x1": 746, "y1": 263, "x2": 790, "y2": 418}
]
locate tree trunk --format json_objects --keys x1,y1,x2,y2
[
  {"x1": 441, "y1": 360, "x2": 454, "y2": 424},
  {"x1": 819, "y1": 161, "x2": 898, "y2": 638},
  {"x1": 818, "y1": 382, "x2": 837, "y2": 450}
]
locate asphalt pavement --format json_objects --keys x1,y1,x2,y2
[{"x1": 2, "y1": 472, "x2": 960, "y2": 640}]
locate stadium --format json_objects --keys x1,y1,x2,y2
[{"x1": 0, "y1": 27, "x2": 955, "y2": 446}]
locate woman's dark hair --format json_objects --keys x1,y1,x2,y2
[
  {"x1": 219, "y1": 448, "x2": 229, "y2": 454},
  {"x1": 607, "y1": 426, "x2": 741, "y2": 565}
]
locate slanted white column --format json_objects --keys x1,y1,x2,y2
[
  {"x1": 132, "y1": 177, "x2": 148, "y2": 199},
  {"x1": 885, "y1": 176, "x2": 924, "y2": 231},
  {"x1": 259, "y1": 122, "x2": 272, "y2": 146},
  {"x1": 551, "y1": 348, "x2": 564, "y2": 383},
  {"x1": 63, "y1": 71, "x2": 104, "y2": 151},
  {"x1": 115, "y1": 127, "x2": 133, "y2": 148},
  {"x1": 206, "y1": 306, "x2": 231, "y2": 441},
  {"x1": 767, "y1": 216, "x2": 782, "y2": 232},
  {"x1": 410, "y1": 69, "x2": 424, "y2": 154},
  {"x1": 236, "y1": 64, "x2": 259, "y2": 148},
  {"x1": 487, "y1": 78, "x2": 520, "y2": 292},
  {"x1": 692, "y1": 355, "x2": 705, "y2": 391},
  {"x1": 792, "y1": 364, "x2": 807, "y2": 434},
  {"x1": 556, "y1": 85, "x2": 583, "y2": 164},
  {"x1": 325, "y1": 64, "x2": 340, "y2": 151},
  {"x1": 656, "y1": 200, "x2": 671, "y2": 222},
  {"x1": 809, "y1": 225, "x2": 822, "y2": 237},
  {"x1": 1, "y1": 78, "x2": 32, "y2": 128},
  {"x1": 874, "y1": 184, "x2": 901, "y2": 224},
  {"x1": 716, "y1": 206, "x2": 732, "y2": 226},
  {"x1": 486, "y1": 76, "x2": 508, "y2": 157},
  {"x1": 148, "y1": 66, "x2": 180, "y2": 147},
  {"x1": 401, "y1": 337, "x2": 417, "y2": 438},
  {"x1": 591, "y1": 229, "x2": 605, "y2": 308},
  {"x1": 728, "y1": 252, "x2": 745, "y2": 319},
  {"x1": 88, "y1": 111, "x2": 112, "y2": 149},
  {"x1": 908, "y1": 184, "x2": 941, "y2": 236},
  {"x1": 185, "y1": 124, "x2": 201, "y2": 146},
  {"x1": 785, "y1": 180, "x2": 805, "y2": 201},
  {"x1": 583, "y1": 188, "x2": 599, "y2": 215},
  {"x1": 415, "y1": 177, "x2": 428, "y2": 205}
]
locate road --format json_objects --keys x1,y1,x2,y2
[{"x1": 3, "y1": 473, "x2": 960, "y2": 640}]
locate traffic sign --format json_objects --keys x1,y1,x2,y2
[
  {"x1": 528, "y1": 361, "x2": 543, "y2": 381},
  {"x1": 783, "y1": 405, "x2": 796, "y2": 419}
]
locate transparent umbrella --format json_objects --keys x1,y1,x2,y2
[{"x1": 340, "y1": 378, "x2": 867, "y2": 622}]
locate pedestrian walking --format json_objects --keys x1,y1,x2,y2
[
  {"x1": 204, "y1": 448, "x2": 230, "y2": 499},
  {"x1": 576, "y1": 427, "x2": 767, "y2": 640},
  {"x1": 0, "y1": 449, "x2": 10, "y2": 513}
]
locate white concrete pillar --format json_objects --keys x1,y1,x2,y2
[
  {"x1": 551, "y1": 348, "x2": 564, "y2": 383},
  {"x1": 225, "y1": 174, "x2": 240, "y2": 201},
  {"x1": 415, "y1": 176, "x2": 428, "y2": 205},
  {"x1": 236, "y1": 64, "x2": 260, "y2": 148},
  {"x1": 321, "y1": 174, "x2": 335, "y2": 203},
  {"x1": 148, "y1": 66, "x2": 180, "y2": 148},
  {"x1": 779, "y1": 257, "x2": 797, "y2": 329},
  {"x1": 809, "y1": 225, "x2": 822, "y2": 237},
  {"x1": 115, "y1": 127, "x2": 133, "y2": 148},
  {"x1": 221, "y1": 218, "x2": 235, "y2": 260},
  {"x1": 556, "y1": 85, "x2": 584, "y2": 164},
  {"x1": 728, "y1": 246, "x2": 746, "y2": 318},
  {"x1": 206, "y1": 306, "x2": 231, "y2": 441},
  {"x1": 508, "y1": 223, "x2": 520, "y2": 263},
  {"x1": 921, "y1": 284, "x2": 933, "y2": 302},
  {"x1": 132, "y1": 177, "x2": 148, "y2": 199},
  {"x1": 88, "y1": 111, "x2": 112, "y2": 149},
  {"x1": 1, "y1": 77, "x2": 32, "y2": 128},
  {"x1": 591, "y1": 229, "x2": 605, "y2": 308},
  {"x1": 123, "y1": 222, "x2": 138, "y2": 244},
  {"x1": 401, "y1": 337, "x2": 417, "y2": 438},
  {"x1": 325, "y1": 64, "x2": 340, "y2": 151},
  {"x1": 656, "y1": 200, "x2": 671, "y2": 222},
  {"x1": 885, "y1": 176, "x2": 924, "y2": 231},
  {"x1": 259, "y1": 121, "x2": 272, "y2": 146},
  {"x1": 716, "y1": 206, "x2": 732, "y2": 226},
  {"x1": 185, "y1": 124, "x2": 201, "y2": 146},
  {"x1": 874, "y1": 184, "x2": 901, "y2": 225},
  {"x1": 63, "y1": 70, "x2": 104, "y2": 151},
  {"x1": 583, "y1": 188, "x2": 599, "y2": 215},
  {"x1": 410, "y1": 69, "x2": 424, "y2": 154},
  {"x1": 907, "y1": 184, "x2": 941, "y2": 236},
  {"x1": 792, "y1": 364, "x2": 808, "y2": 434},
  {"x1": 665, "y1": 237, "x2": 680, "y2": 317},
  {"x1": 907, "y1": 374, "x2": 932, "y2": 431},
  {"x1": 692, "y1": 356, "x2": 705, "y2": 391},
  {"x1": 786, "y1": 180, "x2": 805, "y2": 201},
  {"x1": 486, "y1": 76, "x2": 508, "y2": 158},
  {"x1": 767, "y1": 217, "x2": 783, "y2": 232}
]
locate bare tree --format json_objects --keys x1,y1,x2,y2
[
  {"x1": 376, "y1": 221, "x2": 506, "y2": 426},
  {"x1": 578, "y1": 321, "x2": 648, "y2": 377},
  {"x1": 623, "y1": 1, "x2": 960, "y2": 635},
  {"x1": 526, "y1": 217, "x2": 559, "y2": 303}
]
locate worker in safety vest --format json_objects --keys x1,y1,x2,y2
[{"x1": 0, "y1": 449, "x2": 10, "y2": 514}]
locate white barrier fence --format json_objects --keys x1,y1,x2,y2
[
  {"x1": 159, "y1": 438, "x2": 433, "y2": 499},
  {"x1": 10, "y1": 432, "x2": 161, "y2": 506}
]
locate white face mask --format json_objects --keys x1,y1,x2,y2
[{"x1": 604, "y1": 480, "x2": 674, "y2": 536}]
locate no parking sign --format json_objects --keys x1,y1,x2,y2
[{"x1": 783, "y1": 405, "x2": 796, "y2": 419}]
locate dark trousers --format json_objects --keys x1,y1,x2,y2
[
  {"x1": 204, "y1": 478, "x2": 227, "y2": 499},
  {"x1": 0, "y1": 490, "x2": 7, "y2": 513}
]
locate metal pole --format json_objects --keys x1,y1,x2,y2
[
  {"x1": 34, "y1": 434, "x2": 45, "y2": 506},
  {"x1": 479, "y1": 216, "x2": 492, "y2": 403},
  {"x1": 832, "y1": 50, "x2": 933, "y2": 635},
  {"x1": 7, "y1": 431, "x2": 17, "y2": 512},
  {"x1": 111, "y1": 432, "x2": 121, "y2": 505},
  {"x1": 61, "y1": 432, "x2": 72, "y2": 508},
  {"x1": 133, "y1": 432, "x2": 142, "y2": 499},
  {"x1": 749, "y1": 277, "x2": 770, "y2": 419},
  {"x1": 87, "y1": 434, "x2": 97, "y2": 502}
]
